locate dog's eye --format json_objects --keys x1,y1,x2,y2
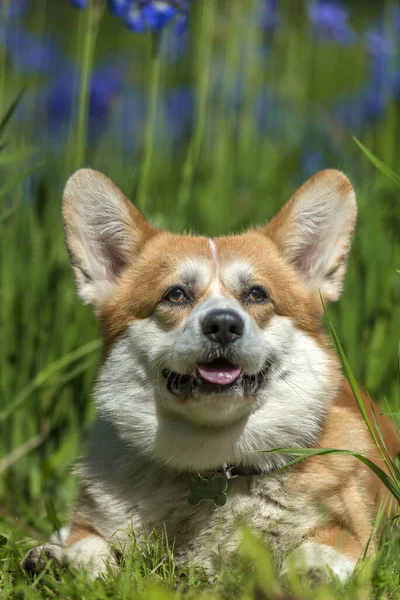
[
  {"x1": 163, "y1": 287, "x2": 190, "y2": 305},
  {"x1": 245, "y1": 286, "x2": 269, "y2": 303}
]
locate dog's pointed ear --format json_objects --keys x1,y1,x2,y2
[
  {"x1": 264, "y1": 170, "x2": 357, "y2": 302},
  {"x1": 62, "y1": 168, "x2": 156, "y2": 309}
]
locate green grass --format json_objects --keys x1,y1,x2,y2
[
  {"x1": 1, "y1": 521, "x2": 400, "y2": 599},
  {"x1": 1, "y1": 1, "x2": 400, "y2": 597}
]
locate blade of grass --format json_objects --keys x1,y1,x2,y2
[
  {"x1": 0, "y1": 339, "x2": 100, "y2": 421},
  {"x1": 322, "y1": 296, "x2": 398, "y2": 482},
  {"x1": 44, "y1": 356, "x2": 97, "y2": 392},
  {"x1": 177, "y1": 1, "x2": 215, "y2": 211},
  {"x1": 137, "y1": 32, "x2": 162, "y2": 210},
  {"x1": 354, "y1": 137, "x2": 400, "y2": 188},
  {"x1": 0, "y1": 146, "x2": 37, "y2": 165},
  {"x1": 0, "y1": 161, "x2": 44, "y2": 200},
  {"x1": 0, "y1": 423, "x2": 50, "y2": 473},
  {"x1": 0, "y1": 86, "x2": 27, "y2": 141},
  {"x1": 43, "y1": 495, "x2": 63, "y2": 535},
  {"x1": 397, "y1": 340, "x2": 400, "y2": 413},
  {"x1": 0, "y1": 207, "x2": 16, "y2": 224},
  {"x1": 370, "y1": 400, "x2": 400, "y2": 482},
  {"x1": 74, "y1": 2, "x2": 103, "y2": 169}
]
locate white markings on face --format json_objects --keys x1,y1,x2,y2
[
  {"x1": 221, "y1": 259, "x2": 255, "y2": 296},
  {"x1": 208, "y1": 238, "x2": 221, "y2": 295},
  {"x1": 177, "y1": 257, "x2": 212, "y2": 291},
  {"x1": 208, "y1": 238, "x2": 219, "y2": 266}
]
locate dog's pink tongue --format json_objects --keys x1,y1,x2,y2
[{"x1": 197, "y1": 360, "x2": 242, "y2": 385}]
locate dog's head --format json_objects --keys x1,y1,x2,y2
[{"x1": 63, "y1": 169, "x2": 356, "y2": 470}]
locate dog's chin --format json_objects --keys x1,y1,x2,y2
[{"x1": 159, "y1": 358, "x2": 270, "y2": 426}]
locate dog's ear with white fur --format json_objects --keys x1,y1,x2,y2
[
  {"x1": 63, "y1": 168, "x2": 156, "y2": 309},
  {"x1": 264, "y1": 169, "x2": 357, "y2": 302}
]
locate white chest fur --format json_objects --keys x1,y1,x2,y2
[{"x1": 79, "y1": 436, "x2": 321, "y2": 572}]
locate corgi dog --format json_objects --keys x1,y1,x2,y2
[{"x1": 23, "y1": 168, "x2": 399, "y2": 581}]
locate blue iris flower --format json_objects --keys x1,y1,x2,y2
[
  {"x1": 69, "y1": 0, "x2": 89, "y2": 8},
  {"x1": 1, "y1": 0, "x2": 28, "y2": 19},
  {"x1": 364, "y1": 24, "x2": 396, "y2": 104},
  {"x1": 123, "y1": 1, "x2": 191, "y2": 34},
  {"x1": 334, "y1": 97, "x2": 362, "y2": 130},
  {"x1": 6, "y1": 28, "x2": 62, "y2": 74},
  {"x1": 365, "y1": 29, "x2": 392, "y2": 58},
  {"x1": 361, "y1": 87, "x2": 387, "y2": 123},
  {"x1": 143, "y1": 2, "x2": 176, "y2": 30},
  {"x1": 108, "y1": 0, "x2": 129, "y2": 16},
  {"x1": 301, "y1": 149, "x2": 326, "y2": 177},
  {"x1": 72, "y1": 0, "x2": 192, "y2": 34},
  {"x1": 88, "y1": 61, "x2": 125, "y2": 138},
  {"x1": 123, "y1": 3, "x2": 147, "y2": 32},
  {"x1": 46, "y1": 67, "x2": 75, "y2": 143},
  {"x1": 334, "y1": 85, "x2": 388, "y2": 132},
  {"x1": 260, "y1": 0, "x2": 280, "y2": 32},
  {"x1": 255, "y1": 90, "x2": 282, "y2": 135},
  {"x1": 308, "y1": 1, "x2": 355, "y2": 45},
  {"x1": 46, "y1": 59, "x2": 125, "y2": 143},
  {"x1": 163, "y1": 86, "x2": 194, "y2": 145},
  {"x1": 112, "y1": 86, "x2": 147, "y2": 153}
]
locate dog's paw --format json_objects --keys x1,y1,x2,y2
[
  {"x1": 22, "y1": 544, "x2": 67, "y2": 575},
  {"x1": 280, "y1": 541, "x2": 356, "y2": 584},
  {"x1": 22, "y1": 535, "x2": 118, "y2": 579}
]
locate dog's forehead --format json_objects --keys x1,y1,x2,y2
[
  {"x1": 172, "y1": 232, "x2": 276, "y2": 287},
  {"x1": 176, "y1": 250, "x2": 255, "y2": 289},
  {"x1": 176, "y1": 256, "x2": 213, "y2": 288}
]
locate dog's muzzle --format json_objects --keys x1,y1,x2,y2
[{"x1": 162, "y1": 357, "x2": 271, "y2": 397}]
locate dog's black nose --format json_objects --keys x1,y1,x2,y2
[{"x1": 202, "y1": 309, "x2": 244, "y2": 345}]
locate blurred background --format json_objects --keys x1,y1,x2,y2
[{"x1": 0, "y1": 0, "x2": 399, "y2": 539}]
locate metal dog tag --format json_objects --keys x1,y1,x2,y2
[{"x1": 188, "y1": 473, "x2": 228, "y2": 506}]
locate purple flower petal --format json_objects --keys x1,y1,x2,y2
[
  {"x1": 124, "y1": 5, "x2": 146, "y2": 32},
  {"x1": 302, "y1": 149, "x2": 326, "y2": 177},
  {"x1": 69, "y1": 0, "x2": 89, "y2": 9},
  {"x1": 7, "y1": 28, "x2": 62, "y2": 74},
  {"x1": 174, "y1": 13, "x2": 188, "y2": 35},
  {"x1": 308, "y1": 1, "x2": 355, "y2": 45},
  {"x1": 120, "y1": 0, "x2": 192, "y2": 34},
  {"x1": 260, "y1": 0, "x2": 280, "y2": 32},
  {"x1": 143, "y1": 3, "x2": 176, "y2": 30},
  {"x1": 1, "y1": 0, "x2": 29, "y2": 19},
  {"x1": 365, "y1": 29, "x2": 392, "y2": 57},
  {"x1": 108, "y1": 0, "x2": 129, "y2": 16}
]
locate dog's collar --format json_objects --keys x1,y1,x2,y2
[{"x1": 187, "y1": 462, "x2": 279, "y2": 507}]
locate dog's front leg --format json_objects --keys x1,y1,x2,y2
[
  {"x1": 23, "y1": 525, "x2": 117, "y2": 579},
  {"x1": 280, "y1": 525, "x2": 363, "y2": 583}
]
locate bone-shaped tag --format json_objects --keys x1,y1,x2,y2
[{"x1": 188, "y1": 474, "x2": 228, "y2": 506}]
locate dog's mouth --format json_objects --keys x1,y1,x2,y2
[{"x1": 162, "y1": 358, "x2": 269, "y2": 397}]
